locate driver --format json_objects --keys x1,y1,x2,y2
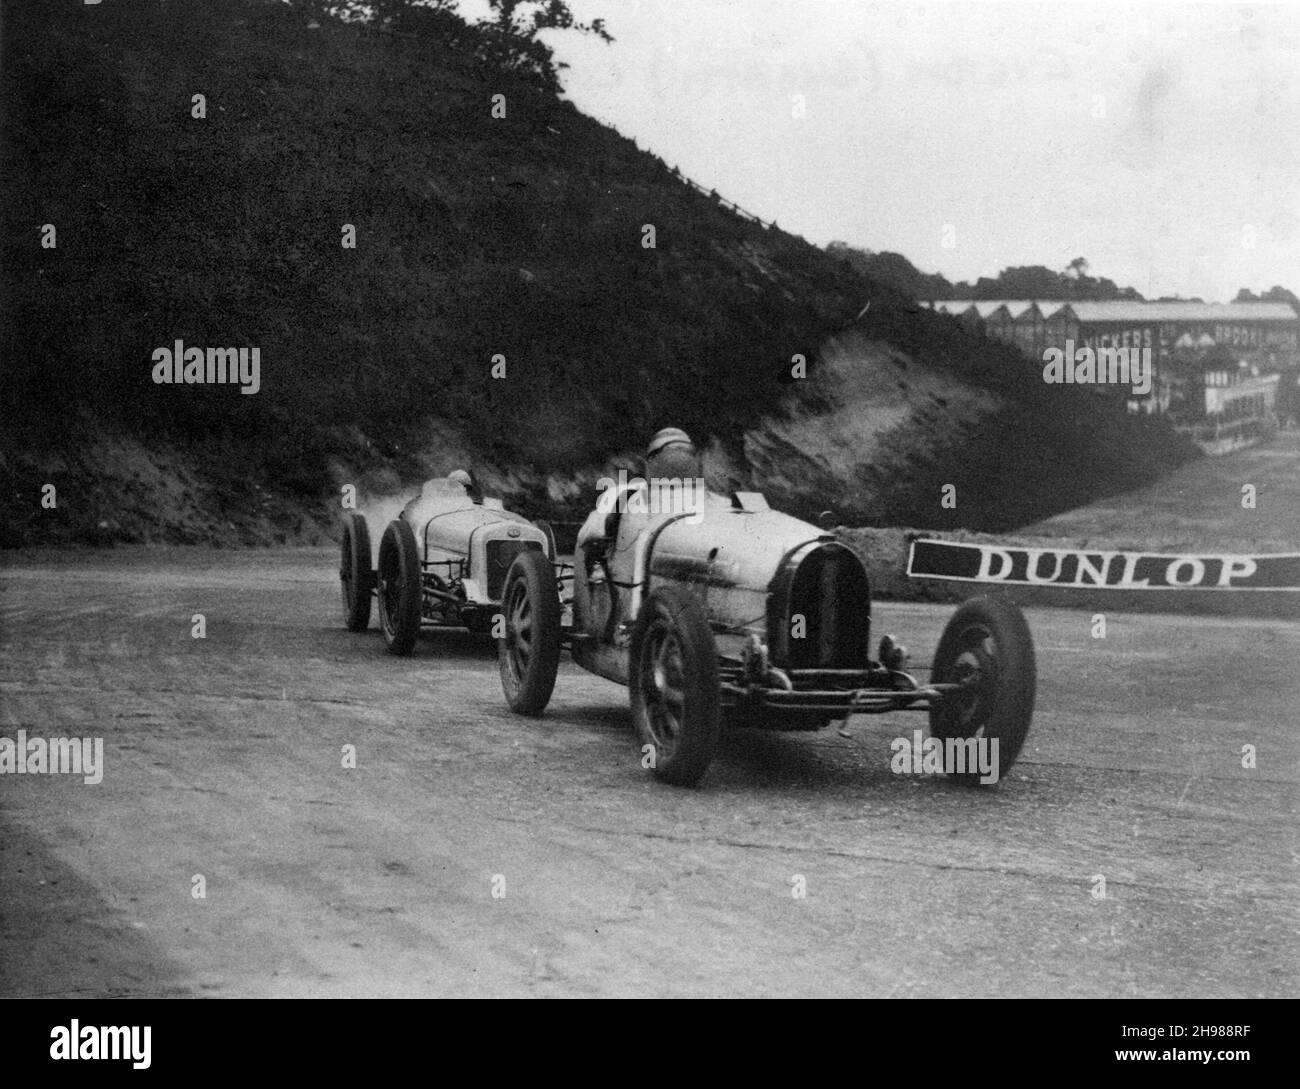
[
  {"x1": 574, "y1": 428, "x2": 706, "y2": 641},
  {"x1": 578, "y1": 427, "x2": 703, "y2": 556},
  {"x1": 447, "y1": 468, "x2": 483, "y2": 504},
  {"x1": 643, "y1": 426, "x2": 703, "y2": 481}
]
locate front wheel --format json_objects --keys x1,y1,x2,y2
[
  {"x1": 929, "y1": 595, "x2": 1035, "y2": 784},
  {"x1": 498, "y1": 549, "x2": 562, "y2": 714},
  {"x1": 378, "y1": 519, "x2": 422, "y2": 655},
  {"x1": 629, "y1": 587, "x2": 720, "y2": 786}
]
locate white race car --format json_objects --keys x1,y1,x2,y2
[
  {"x1": 496, "y1": 483, "x2": 1036, "y2": 786},
  {"x1": 340, "y1": 476, "x2": 557, "y2": 654}
]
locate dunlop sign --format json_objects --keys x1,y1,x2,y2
[{"x1": 906, "y1": 539, "x2": 1300, "y2": 591}]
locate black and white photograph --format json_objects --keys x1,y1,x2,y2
[{"x1": 1, "y1": 0, "x2": 1296, "y2": 1038}]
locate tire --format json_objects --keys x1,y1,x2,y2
[
  {"x1": 629, "y1": 586, "x2": 720, "y2": 786},
  {"x1": 339, "y1": 513, "x2": 372, "y2": 632},
  {"x1": 534, "y1": 519, "x2": 558, "y2": 560},
  {"x1": 498, "y1": 549, "x2": 562, "y2": 714},
  {"x1": 378, "y1": 519, "x2": 422, "y2": 656},
  {"x1": 929, "y1": 595, "x2": 1036, "y2": 784}
]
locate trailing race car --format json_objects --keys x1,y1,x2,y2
[
  {"x1": 340, "y1": 473, "x2": 557, "y2": 654},
  {"x1": 494, "y1": 429, "x2": 1036, "y2": 787}
]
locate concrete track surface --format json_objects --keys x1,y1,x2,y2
[{"x1": 1, "y1": 549, "x2": 1296, "y2": 997}]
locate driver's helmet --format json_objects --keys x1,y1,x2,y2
[
  {"x1": 645, "y1": 427, "x2": 703, "y2": 481},
  {"x1": 447, "y1": 468, "x2": 482, "y2": 503}
]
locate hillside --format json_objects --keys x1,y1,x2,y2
[
  {"x1": 0, "y1": 0, "x2": 1195, "y2": 546},
  {"x1": 1019, "y1": 428, "x2": 1300, "y2": 553}
]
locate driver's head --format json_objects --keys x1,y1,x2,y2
[
  {"x1": 448, "y1": 468, "x2": 482, "y2": 502},
  {"x1": 645, "y1": 427, "x2": 702, "y2": 481}
]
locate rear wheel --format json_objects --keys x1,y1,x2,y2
[
  {"x1": 378, "y1": 519, "x2": 422, "y2": 656},
  {"x1": 630, "y1": 587, "x2": 720, "y2": 786},
  {"x1": 929, "y1": 595, "x2": 1035, "y2": 784},
  {"x1": 339, "y1": 513, "x2": 372, "y2": 632},
  {"x1": 498, "y1": 550, "x2": 562, "y2": 714}
]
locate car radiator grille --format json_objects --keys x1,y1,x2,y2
[
  {"x1": 484, "y1": 540, "x2": 542, "y2": 601},
  {"x1": 782, "y1": 543, "x2": 871, "y2": 669}
]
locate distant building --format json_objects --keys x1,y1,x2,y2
[{"x1": 924, "y1": 298, "x2": 1300, "y2": 451}]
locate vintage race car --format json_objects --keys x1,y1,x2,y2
[
  {"x1": 495, "y1": 486, "x2": 1036, "y2": 786},
  {"x1": 339, "y1": 476, "x2": 556, "y2": 654}
]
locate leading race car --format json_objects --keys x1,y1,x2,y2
[
  {"x1": 339, "y1": 472, "x2": 557, "y2": 654},
  {"x1": 495, "y1": 429, "x2": 1036, "y2": 787}
]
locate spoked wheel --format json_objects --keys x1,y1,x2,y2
[
  {"x1": 377, "y1": 519, "x2": 422, "y2": 656},
  {"x1": 498, "y1": 549, "x2": 562, "y2": 714},
  {"x1": 629, "y1": 586, "x2": 720, "y2": 786},
  {"x1": 339, "y1": 512, "x2": 373, "y2": 632},
  {"x1": 929, "y1": 595, "x2": 1036, "y2": 784}
]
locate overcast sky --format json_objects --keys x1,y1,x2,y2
[{"x1": 510, "y1": 0, "x2": 1300, "y2": 302}]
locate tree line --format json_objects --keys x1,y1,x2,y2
[
  {"x1": 827, "y1": 242, "x2": 1298, "y2": 311},
  {"x1": 294, "y1": 0, "x2": 612, "y2": 94}
]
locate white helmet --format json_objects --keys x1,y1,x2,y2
[
  {"x1": 646, "y1": 427, "x2": 694, "y2": 460},
  {"x1": 645, "y1": 427, "x2": 701, "y2": 479}
]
